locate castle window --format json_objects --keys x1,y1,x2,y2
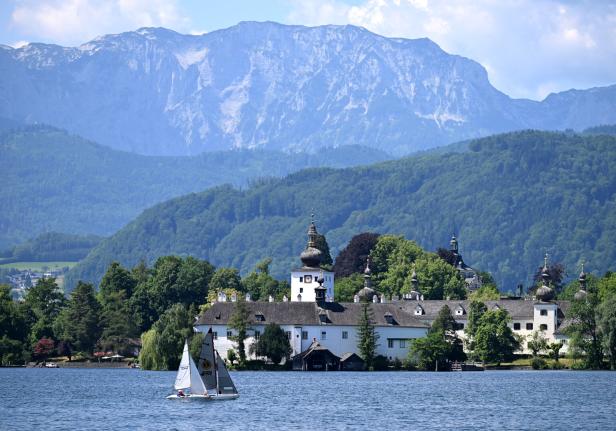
[
  {"x1": 299, "y1": 287, "x2": 303, "y2": 293},
  {"x1": 321, "y1": 331, "x2": 326, "y2": 340},
  {"x1": 226, "y1": 330, "x2": 232, "y2": 337},
  {"x1": 526, "y1": 323, "x2": 533, "y2": 330},
  {"x1": 254, "y1": 330, "x2": 261, "y2": 340},
  {"x1": 514, "y1": 323, "x2": 521, "y2": 330},
  {"x1": 342, "y1": 331, "x2": 348, "y2": 339},
  {"x1": 388, "y1": 339, "x2": 394, "y2": 348},
  {"x1": 299, "y1": 276, "x2": 303, "y2": 282},
  {"x1": 305, "y1": 275, "x2": 312, "y2": 283},
  {"x1": 400, "y1": 340, "x2": 406, "y2": 348},
  {"x1": 213, "y1": 332, "x2": 218, "y2": 340},
  {"x1": 540, "y1": 324, "x2": 548, "y2": 331},
  {"x1": 540, "y1": 309, "x2": 548, "y2": 316},
  {"x1": 302, "y1": 331, "x2": 308, "y2": 340}
]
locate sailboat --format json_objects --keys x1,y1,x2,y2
[
  {"x1": 166, "y1": 340, "x2": 209, "y2": 399},
  {"x1": 197, "y1": 328, "x2": 240, "y2": 400}
]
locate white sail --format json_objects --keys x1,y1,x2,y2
[
  {"x1": 198, "y1": 330, "x2": 218, "y2": 391},
  {"x1": 174, "y1": 341, "x2": 192, "y2": 390},
  {"x1": 215, "y1": 351, "x2": 238, "y2": 395},
  {"x1": 174, "y1": 340, "x2": 207, "y2": 395}
]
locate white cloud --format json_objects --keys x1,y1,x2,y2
[
  {"x1": 10, "y1": 40, "x2": 29, "y2": 48},
  {"x1": 285, "y1": 0, "x2": 616, "y2": 100},
  {"x1": 10, "y1": 0, "x2": 191, "y2": 46}
]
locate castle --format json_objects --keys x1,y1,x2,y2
[{"x1": 195, "y1": 219, "x2": 574, "y2": 363}]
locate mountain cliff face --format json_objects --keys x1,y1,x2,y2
[{"x1": 1, "y1": 22, "x2": 615, "y2": 156}]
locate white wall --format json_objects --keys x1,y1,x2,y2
[
  {"x1": 290, "y1": 270, "x2": 334, "y2": 302},
  {"x1": 195, "y1": 323, "x2": 427, "y2": 361}
]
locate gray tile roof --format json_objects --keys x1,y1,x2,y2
[
  {"x1": 196, "y1": 299, "x2": 571, "y2": 329},
  {"x1": 196, "y1": 301, "x2": 429, "y2": 328}
]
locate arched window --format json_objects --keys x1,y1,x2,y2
[{"x1": 297, "y1": 294, "x2": 302, "y2": 302}]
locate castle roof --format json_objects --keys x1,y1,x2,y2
[{"x1": 196, "y1": 301, "x2": 429, "y2": 328}]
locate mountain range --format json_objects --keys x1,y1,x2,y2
[
  {"x1": 65, "y1": 130, "x2": 616, "y2": 292},
  {"x1": 1, "y1": 22, "x2": 615, "y2": 156},
  {"x1": 0, "y1": 124, "x2": 389, "y2": 249}
]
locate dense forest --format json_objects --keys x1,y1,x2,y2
[
  {"x1": 0, "y1": 232, "x2": 102, "y2": 263},
  {"x1": 0, "y1": 125, "x2": 391, "y2": 249},
  {"x1": 66, "y1": 130, "x2": 616, "y2": 291}
]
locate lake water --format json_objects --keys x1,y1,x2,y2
[{"x1": 1, "y1": 369, "x2": 615, "y2": 430}]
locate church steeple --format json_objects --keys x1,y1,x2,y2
[
  {"x1": 536, "y1": 252, "x2": 554, "y2": 302},
  {"x1": 299, "y1": 214, "x2": 322, "y2": 268},
  {"x1": 356, "y1": 256, "x2": 378, "y2": 302},
  {"x1": 450, "y1": 234, "x2": 458, "y2": 253},
  {"x1": 574, "y1": 262, "x2": 588, "y2": 301}
]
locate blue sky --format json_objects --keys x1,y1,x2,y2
[{"x1": 1, "y1": 0, "x2": 614, "y2": 100}]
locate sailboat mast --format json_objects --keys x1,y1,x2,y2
[{"x1": 212, "y1": 332, "x2": 219, "y2": 394}]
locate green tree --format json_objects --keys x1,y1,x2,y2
[
  {"x1": 566, "y1": 283, "x2": 603, "y2": 369},
  {"x1": 469, "y1": 284, "x2": 500, "y2": 301},
  {"x1": 473, "y1": 308, "x2": 519, "y2": 365},
  {"x1": 410, "y1": 305, "x2": 465, "y2": 370},
  {"x1": 210, "y1": 268, "x2": 243, "y2": 294},
  {"x1": 0, "y1": 284, "x2": 27, "y2": 365},
  {"x1": 356, "y1": 302, "x2": 379, "y2": 370},
  {"x1": 527, "y1": 331, "x2": 548, "y2": 357},
  {"x1": 334, "y1": 273, "x2": 364, "y2": 302},
  {"x1": 228, "y1": 300, "x2": 251, "y2": 365},
  {"x1": 24, "y1": 277, "x2": 65, "y2": 346},
  {"x1": 315, "y1": 233, "x2": 333, "y2": 267},
  {"x1": 53, "y1": 281, "x2": 101, "y2": 353},
  {"x1": 598, "y1": 272, "x2": 616, "y2": 302},
  {"x1": 598, "y1": 293, "x2": 616, "y2": 369},
  {"x1": 139, "y1": 329, "x2": 162, "y2": 371},
  {"x1": 99, "y1": 262, "x2": 136, "y2": 300},
  {"x1": 99, "y1": 290, "x2": 138, "y2": 353},
  {"x1": 152, "y1": 303, "x2": 194, "y2": 370},
  {"x1": 547, "y1": 342, "x2": 563, "y2": 362},
  {"x1": 242, "y1": 259, "x2": 289, "y2": 301},
  {"x1": 410, "y1": 331, "x2": 450, "y2": 371},
  {"x1": 251, "y1": 323, "x2": 291, "y2": 364},
  {"x1": 466, "y1": 301, "x2": 487, "y2": 342}
]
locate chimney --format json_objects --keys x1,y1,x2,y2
[
  {"x1": 246, "y1": 293, "x2": 252, "y2": 302},
  {"x1": 269, "y1": 295, "x2": 274, "y2": 302},
  {"x1": 283, "y1": 295, "x2": 288, "y2": 302},
  {"x1": 354, "y1": 294, "x2": 359, "y2": 303},
  {"x1": 231, "y1": 292, "x2": 237, "y2": 302},
  {"x1": 372, "y1": 295, "x2": 378, "y2": 303}
]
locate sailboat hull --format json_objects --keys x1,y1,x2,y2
[
  {"x1": 166, "y1": 394, "x2": 211, "y2": 400},
  {"x1": 166, "y1": 393, "x2": 239, "y2": 401}
]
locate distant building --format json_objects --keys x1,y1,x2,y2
[
  {"x1": 449, "y1": 235, "x2": 482, "y2": 292},
  {"x1": 195, "y1": 220, "x2": 573, "y2": 362}
]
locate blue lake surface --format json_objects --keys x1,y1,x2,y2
[{"x1": 1, "y1": 369, "x2": 615, "y2": 430}]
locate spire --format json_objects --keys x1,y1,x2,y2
[
  {"x1": 299, "y1": 214, "x2": 322, "y2": 268},
  {"x1": 450, "y1": 234, "x2": 458, "y2": 253},
  {"x1": 409, "y1": 263, "x2": 421, "y2": 300},
  {"x1": 314, "y1": 269, "x2": 326, "y2": 303},
  {"x1": 575, "y1": 261, "x2": 588, "y2": 301},
  {"x1": 536, "y1": 252, "x2": 554, "y2": 302},
  {"x1": 356, "y1": 256, "x2": 378, "y2": 302},
  {"x1": 363, "y1": 256, "x2": 372, "y2": 289}
]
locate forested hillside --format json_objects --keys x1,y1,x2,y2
[
  {"x1": 66, "y1": 130, "x2": 616, "y2": 291},
  {"x1": 0, "y1": 125, "x2": 390, "y2": 248},
  {"x1": 0, "y1": 232, "x2": 102, "y2": 263}
]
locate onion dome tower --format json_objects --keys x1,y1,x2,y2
[
  {"x1": 314, "y1": 271, "x2": 326, "y2": 303},
  {"x1": 357, "y1": 256, "x2": 378, "y2": 303},
  {"x1": 574, "y1": 263, "x2": 588, "y2": 301},
  {"x1": 409, "y1": 264, "x2": 421, "y2": 300},
  {"x1": 536, "y1": 253, "x2": 555, "y2": 302},
  {"x1": 300, "y1": 216, "x2": 322, "y2": 268}
]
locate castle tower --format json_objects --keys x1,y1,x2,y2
[{"x1": 290, "y1": 215, "x2": 334, "y2": 302}]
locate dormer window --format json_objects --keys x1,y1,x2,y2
[
  {"x1": 414, "y1": 305, "x2": 424, "y2": 316},
  {"x1": 255, "y1": 312, "x2": 265, "y2": 322},
  {"x1": 455, "y1": 305, "x2": 466, "y2": 316},
  {"x1": 318, "y1": 309, "x2": 328, "y2": 324},
  {"x1": 384, "y1": 312, "x2": 395, "y2": 325}
]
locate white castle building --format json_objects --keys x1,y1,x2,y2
[{"x1": 195, "y1": 220, "x2": 575, "y2": 364}]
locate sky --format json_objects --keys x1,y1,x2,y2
[{"x1": 0, "y1": 0, "x2": 614, "y2": 100}]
